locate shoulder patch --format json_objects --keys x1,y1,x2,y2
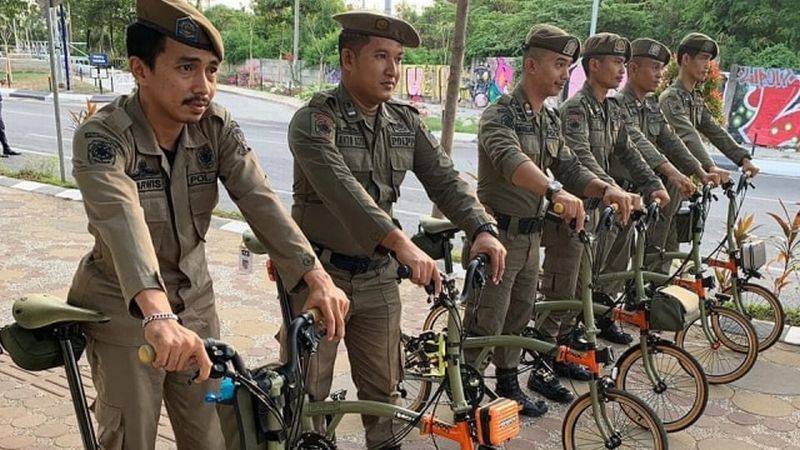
[
  {"x1": 84, "y1": 132, "x2": 119, "y2": 165},
  {"x1": 311, "y1": 112, "x2": 335, "y2": 141},
  {"x1": 227, "y1": 120, "x2": 251, "y2": 155},
  {"x1": 565, "y1": 109, "x2": 586, "y2": 133},
  {"x1": 308, "y1": 90, "x2": 336, "y2": 108}
]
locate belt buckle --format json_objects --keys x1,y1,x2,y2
[{"x1": 355, "y1": 260, "x2": 370, "y2": 274}]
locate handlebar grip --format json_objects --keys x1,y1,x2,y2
[
  {"x1": 609, "y1": 203, "x2": 619, "y2": 211},
  {"x1": 139, "y1": 345, "x2": 156, "y2": 365},
  {"x1": 306, "y1": 307, "x2": 323, "y2": 325},
  {"x1": 744, "y1": 170, "x2": 753, "y2": 177},
  {"x1": 552, "y1": 203, "x2": 565, "y2": 215},
  {"x1": 653, "y1": 197, "x2": 662, "y2": 206},
  {"x1": 397, "y1": 265, "x2": 411, "y2": 279}
]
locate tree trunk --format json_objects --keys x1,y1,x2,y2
[{"x1": 433, "y1": 0, "x2": 469, "y2": 217}]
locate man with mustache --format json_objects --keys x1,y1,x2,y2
[
  {"x1": 532, "y1": 33, "x2": 670, "y2": 385},
  {"x1": 66, "y1": 0, "x2": 349, "y2": 448},
  {"x1": 466, "y1": 24, "x2": 633, "y2": 412},
  {"x1": 617, "y1": 39, "x2": 721, "y2": 272},
  {"x1": 287, "y1": 11, "x2": 506, "y2": 449},
  {"x1": 659, "y1": 33, "x2": 760, "y2": 249}
]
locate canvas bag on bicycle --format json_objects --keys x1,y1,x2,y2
[{"x1": 649, "y1": 285, "x2": 701, "y2": 332}]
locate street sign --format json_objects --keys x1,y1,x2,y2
[{"x1": 88, "y1": 53, "x2": 109, "y2": 67}]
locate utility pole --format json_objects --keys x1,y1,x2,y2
[
  {"x1": 40, "y1": 0, "x2": 67, "y2": 182},
  {"x1": 385, "y1": 0, "x2": 391, "y2": 15},
  {"x1": 590, "y1": 0, "x2": 600, "y2": 35},
  {"x1": 292, "y1": 0, "x2": 300, "y2": 88}
]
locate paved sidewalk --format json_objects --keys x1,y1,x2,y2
[{"x1": 1, "y1": 184, "x2": 800, "y2": 449}]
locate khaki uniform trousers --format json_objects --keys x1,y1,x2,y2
[
  {"x1": 645, "y1": 179, "x2": 683, "y2": 273},
  {"x1": 463, "y1": 226, "x2": 540, "y2": 370},
  {"x1": 536, "y1": 209, "x2": 617, "y2": 340},
  {"x1": 86, "y1": 338, "x2": 226, "y2": 450},
  {"x1": 287, "y1": 261, "x2": 403, "y2": 449}
]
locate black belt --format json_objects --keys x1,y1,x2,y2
[
  {"x1": 311, "y1": 243, "x2": 388, "y2": 275},
  {"x1": 493, "y1": 213, "x2": 544, "y2": 234}
]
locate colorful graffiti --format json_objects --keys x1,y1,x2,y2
[
  {"x1": 567, "y1": 58, "x2": 627, "y2": 99},
  {"x1": 727, "y1": 66, "x2": 800, "y2": 148},
  {"x1": 393, "y1": 58, "x2": 516, "y2": 106}
]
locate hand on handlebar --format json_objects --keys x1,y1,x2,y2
[
  {"x1": 142, "y1": 320, "x2": 212, "y2": 383},
  {"x1": 469, "y1": 232, "x2": 506, "y2": 285},
  {"x1": 666, "y1": 171, "x2": 695, "y2": 199},
  {"x1": 300, "y1": 269, "x2": 350, "y2": 341},
  {"x1": 395, "y1": 239, "x2": 442, "y2": 295},
  {"x1": 602, "y1": 185, "x2": 636, "y2": 225},
  {"x1": 650, "y1": 189, "x2": 671, "y2": 208},
  {"x1": 740, "y1": 159, "x2": 760, "y2": 178},
  {"x1": 551, "y1": 190, "x2": 586, "y2": 232},
  {"x1": 709, "y1": 166, "x2": 731, "y2": 185},
  {"x1": 698, "y1": 170, "x2": 720, "y2": 189}
]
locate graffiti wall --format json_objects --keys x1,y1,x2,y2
[
  {"x1": 727, "y1": 66, "x2": 800, "y2": 148},
  {"x1": 394, "y1": 57, "x2": 517, "y2": 106},
  {"x1": 566, "y1": 58, "x2": 627, "y2": 99}
]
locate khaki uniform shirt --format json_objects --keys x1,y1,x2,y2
[
  {"x1": 288, "y1": 84, "x2": 491, "y2": 257},
  {"x1": 561, "y1": 83, "x2": 664, "y2": 195},
  {"x1": 659, "y1": 79, "x2": 749, "y2": 169},
  {"x1": 477, "y1": 85, "x2": 596, "y2": 217},
  {"x1": 68, "y1": 93, "x2": 319, "y2": 345},
  {"x1": 616, "y1": 85, "x2": 703, "y2": 178}
]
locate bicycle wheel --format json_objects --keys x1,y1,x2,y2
[
  {"x1": 675, "y1": 306, "x2": 758, "y2": 384},
  {"x1": 423, "y1": 304, "x2": 463, "y2": 331},
  {"x1": 562, "y1": 387, "x2": 668, "y2": 450},
  {"x1": 720, "y1": 282, "x2": 784, "y2": 352},
  {"x1": 614, "y1": 341, "x2": 708, "y2": 432}
]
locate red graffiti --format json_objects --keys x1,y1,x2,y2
[{"x1": 740, "y1": 82, "x2": 800, "y2": 147}]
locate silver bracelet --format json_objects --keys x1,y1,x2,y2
[{"x1": 142, "y1": 312, "x2": 179, "y2": 328}]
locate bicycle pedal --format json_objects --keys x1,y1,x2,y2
[
  {"x1": 596, "y1": 346, "x2": 615, "y2": 366},
  {"x1": 714, "y1": 292, "x2": 732, "y2": 302},
  {"x1": 329, "y1": 389, "x2": 347, "y2": 401}
]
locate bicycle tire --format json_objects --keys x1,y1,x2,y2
[
  {"x1": 720, "y1": 282, "x2": 784, "y2": 352},
  {"x1": 562, "y1": 387, "x2": 668, "y2": 450},
  {"x1": 614, "y1": 341, "x2": 708, "y2": 432},
  {"x1": 674, "y1": 306, "x2": 758, "y2": 384}
]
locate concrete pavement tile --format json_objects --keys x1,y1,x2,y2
[
  {"x1": 697, "y1": 438, "x2": 759, "y2": 450},
  {"x1": 792, "y1": 397, "x2": 800, "y2": 409},
  {"x1": 225, "y1": 335, "x2": 255, "y2": 353},
  {"x1": 703, "y1": 403, "x2": 728, "y2": 416},
  {"x1": 0, "y1": 434, "x2": 37, "y2": 449},
  {"x1": 0, "y1": 407, "x2": 27, "y2": 424},
  {"x1": 669, "y1": 431, "x2": 698, "y2": 449},
  {"x1": 219, "y1": 307, "x2": 268, "y2": 322},
  {"x1": 709, "y1": 383, "x2": 735, "y2": 400},
  {"x1": 761, "y1": 347, "x2": 800, "y2": 367},
  {"x1": 233, "y1": 320, "x2": 278, "y2": 337},
  {"x1": 763, "y1": 416, "x2": 796, "y2": 432},
  {"x1": 732, "y1": 361, "x2": 800, "y2": 395},
  {"x1": 0, "y1": 424, "x2": 13, "y2": 438},
  {"x1": 33, "y1": 422, "x2": 69, "y2": 438},
  {"x1": 54, "y1": 432, "x2": 84, "y2": 448},
  {"x1": 752, "y1": 433, "x2": 791, "y2": 448},
  {"x1": 42, "y1": 404, "x2": 76, "y2": 418},
  {"x1": 733, "y1": 392, "x2": 794, "y2": 417},
  {"x1": 23, "y1": 395, "x2": 58, "y2": 410},
  {"x1": 10, "y1": 413, "x2": 46, "y2": 428},
  {"x1": 0, "y1": 269, "x2": 26, "y2": 282},
  {"x1": 695, "y1": 414, "x2": 723, "y2": 428},
  {"x1": 728, "y1": 411, "x2": 760, "y2": 425}
]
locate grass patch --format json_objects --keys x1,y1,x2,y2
[
  {"x1": 213, "y1": 208, "x2": 244, "y2": 221},
  {"x1": 721, "y1": 300, "x2": 800, "y2": 327},
  {"x1": 423, "y1": 116, "x2": 480, "y2": 135},
  {"x1": 0, "y1": 157, "x2": 76, "y2": 188},
  {"x1": 4, "y1": 70, "x2": 103, "y2": 94}
]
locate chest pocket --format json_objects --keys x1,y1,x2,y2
[
  {"x1": 691, "y1": 98, "x2": 704, "y2": 126},
  {"x1": 647, "y1": 113, "x2": 663, "y2": 137},
  {"x1": 544, "y1": 137, "x2": 560, "y2": 168},
  {"x1": 339, "y1": 145, "x2": 373, "y2": 185},
  {"x1": 389, "y1": 147, "x2": 414, "y2": 200},
  {"x1": 189, "y1": 185, "x2": 218, "y2": 242}
]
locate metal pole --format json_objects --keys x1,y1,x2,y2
[
  {"x1": 292, "y1": 0, "x2": 300, "y2": 87},
  {"x1": 590, "y1": 0, "x2": 600, "y2": 35},
  {"x1": 45, "y1": 0, "x2": 67, "y2": 182},
  {"x1": 59, "y1": 4, "x2": 70, "y2": 91},
  {"x1": 385, "y1": 0, "x2": 391, "y2": 15}
]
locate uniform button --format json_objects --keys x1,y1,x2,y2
[{"x1": 302, "y1": 254, "x2": 315, "y2": 266}]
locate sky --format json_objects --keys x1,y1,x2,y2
[{"x1": 208, "y1": 0, "x2": 434, "y2": 13}]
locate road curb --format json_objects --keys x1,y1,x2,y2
[{"x1": 2, "y1": 173, "x2": 798, "y2": 347}]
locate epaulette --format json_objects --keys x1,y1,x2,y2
[{"x1": 386, "y1": 97, "x2": 419, "y2": 114}]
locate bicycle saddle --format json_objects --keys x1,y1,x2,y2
[
  {"x1": 419, "y1": 215, "x2": 459, "y2": 236},
  {"x1": 242, "y1": 230, "x2": 268, "y2": 255},
  {"x1": 12, "y1": 294, "x2": 109, "y2": 330}
]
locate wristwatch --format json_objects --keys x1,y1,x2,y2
[
  {"x1": 473, "y1": 223, "x2": 500, "y2": 241},
  {"x1": 545, "y1": 180, "x2": 563, "y2": 201}
]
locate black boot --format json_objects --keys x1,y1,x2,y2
[
  {"x1": 495, "y1": 368, "x2": 548, "y2": 417},
  {"x1": 552, "y1": 361, "x2": 592, "y2": 381},
  {"x1": 557, "y1": 327, "x2": 590, "y2": 351},
  {"x1": 526, "y1": 363, "x2": 575, "y2": 403},
  {"x1": 597, "y1": 317, "x2": 633, "y2": 345}
]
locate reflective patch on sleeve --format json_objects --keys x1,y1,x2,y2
[
  {"x1": 311, "y1": 112, "x2": 334, "y2": 141},
  {"x1": 84, "y1": 132, "x2": 119, "y2": 165}
]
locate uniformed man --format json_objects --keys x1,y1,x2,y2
[
  {"x1": 67, "y1": 1, "x2": 349, "y2": 449},
  {"x1": 467, "y1": 24, "x2": 634, "y2": 410},
  {"x1": 660, "y1": 33, "x2": 760, "y2": 182},
  {"x1": 533, "y1": 33, "x2": 669, "y2": 382},
  {"x1": 619, "y1": 38, "x2": 720, "y2": 272},
  {"x1": 0, "y1": 90, "x2": 20, "y2": 157},
  {"x1": 287, "y1": 12, "x2": 506, "y2": 450}
]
